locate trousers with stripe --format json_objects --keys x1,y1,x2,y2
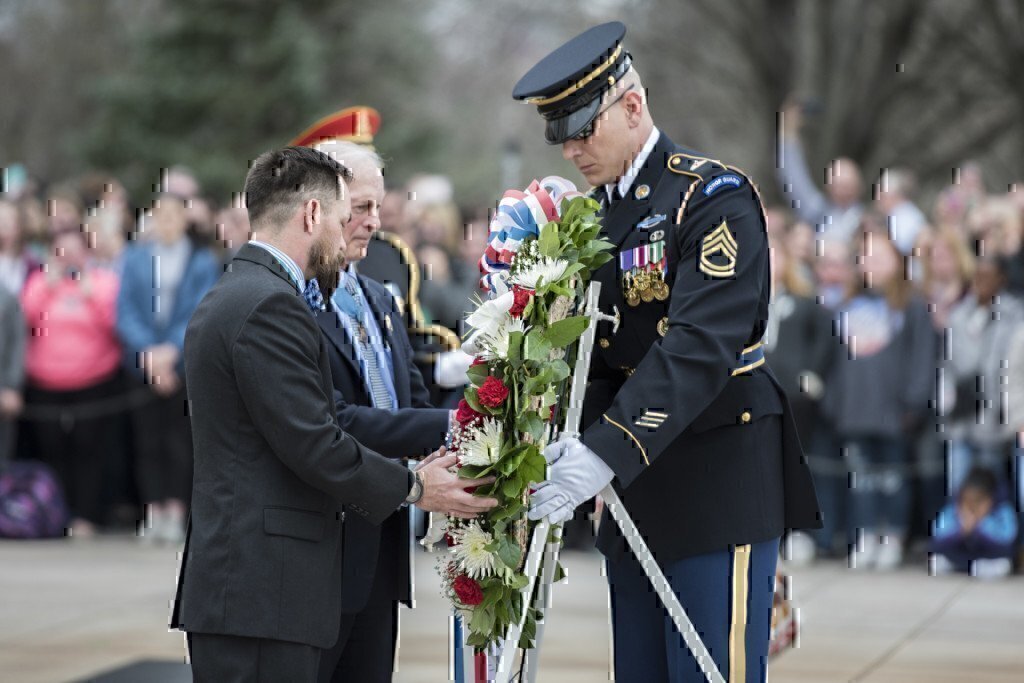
[{"x1": 607, "y1": 537, "x2": 779, "y2": 683}]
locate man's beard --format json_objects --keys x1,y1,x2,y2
[{"x1": 308, "y1": 235, "x2": 346, "y2": 298}]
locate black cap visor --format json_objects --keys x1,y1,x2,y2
[{"x1": 543, "y1": 95, "x2": 602, "y2": 145}]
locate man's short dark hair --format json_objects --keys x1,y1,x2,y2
[{"x1": 244, "y1": 146, "x2": 353, "y2": 229}]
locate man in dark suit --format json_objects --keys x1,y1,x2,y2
[
  {"x1": 171, "y1": 146, "x2": 496, "y2": 682},
  {"x1": 517, "y1": 24, "x2": 821, "y2": 682},
  {"x1": 305, "y1": 140, "x2": 451, "y2": 681}
]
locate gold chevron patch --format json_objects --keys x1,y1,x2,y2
[{"x1": 700, "y1": 221, "x2": 738, "y2": 278}]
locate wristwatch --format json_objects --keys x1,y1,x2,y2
[{"x1": 404, "y1": 470, "x2": 424, "y2": 505}]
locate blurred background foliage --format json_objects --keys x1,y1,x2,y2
[{"x1": 2, "y1": 0, "x2": 1023, "y2": 206}]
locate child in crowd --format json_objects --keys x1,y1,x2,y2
[{"x1": 930, "y1": 467, "x2": 1018, "y2": 578}]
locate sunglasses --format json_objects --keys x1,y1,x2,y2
[{"x1": 570, "y1": 84, "x2": 636, "y2": 142}]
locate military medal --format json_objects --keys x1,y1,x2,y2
[{"x1": 652, "y1": 272, "x2": 669, "y2": 301}]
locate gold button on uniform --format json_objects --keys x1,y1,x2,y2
[
  {"x1": 599, "y1": 338, "x2": 610, "y2": 348},
  {"x1": 740, "y1": 411, "x2": 752, "y2": 424}
]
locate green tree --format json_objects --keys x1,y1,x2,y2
[{"x1": 80, "y1": 0, "x2": 343, "y2": 199}]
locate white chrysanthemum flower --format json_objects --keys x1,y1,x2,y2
[
  {"x1": 459, "y1": 418, "x2": 503, "y2": 467},
  {"x1": 465, "y1": 290, "x2": 514, "y2": 335},
  {"x1": 450, "y1": 521, "x2": 497, "y2": 579},
  {"x1": 463, "y1": 291, "x2": 516, "y2": 357},
  {"x1": 512, "y1": 257, "x2": 569, "y2": 289},
  {"x1": 464, "y1": 317, "x2": 527, "y2": 360}
]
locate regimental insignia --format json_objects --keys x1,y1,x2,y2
[
  {"x1": 635, "y1": 409, "x2": 668, "y2": 430},
  {"x1": 699, "y1": 221, "x2": 738, "y2": 278},
  {"x1": 634, "y1": 184, "x2": 650, "y2": 200},
  {"x1": 657, "y1": 316, "x2": 669, "y2": 337}
]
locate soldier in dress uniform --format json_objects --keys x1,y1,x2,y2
[{"x1": 520, "y1": 22, "x2": 821, "y2": 682}]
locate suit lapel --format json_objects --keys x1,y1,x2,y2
[
  {"x1": 600, "y1": 133, "x2": 676, "y2": 250},
  {"x1": 358, "y1": 276, "x2": 411, "y2": 408},
  {"x1": 316, "y1": 308, "x2": 361, "y2": 380}
]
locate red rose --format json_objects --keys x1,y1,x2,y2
[
  {"x1": 453, "y1": 574, "x2": 484, "y2": 606},
  {"x1": 509, "y1": 286, "x2": 534, "y2": 318},
  {"x1": 477, "y1": 376, "x2": 509, "y2": 408},
  {"x1": 444, "y1": 533, "x2": 455, "y2": 547},
  {"x1": 470, "y1": 356, "x2": 487, "y2": 367},
  {"x1": 456, "y1": 399, "x2": 485, "y2": 426}
]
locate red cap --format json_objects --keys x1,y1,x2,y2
[{"x1": 290, "y1": 106, "x2": 381, "y2": 147}]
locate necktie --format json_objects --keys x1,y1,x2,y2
[
  {"x1": 339, "y1": 278, "x2": 393, "y2": 410},
  {"x1": 303, "y1": 279, "x2": 325, "y2": 314}
]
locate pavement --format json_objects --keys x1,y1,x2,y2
[{"x1": 1, "y1": 535, "x2": 1022, "y2": 682}]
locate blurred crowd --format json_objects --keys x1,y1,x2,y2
[
  {"x1": 0, "y1": 166, "x2": 245, "y2": 541},
  {"x1": 3, "y1": 112, "x2": 1024, "y2": 579},
  {"x1": 770, "y1": 103, "x2": 1023, "y2": 577}
]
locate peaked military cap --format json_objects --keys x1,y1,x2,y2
[{"x1": 513, "y1": 21, "x2": 631, "y2": 145}]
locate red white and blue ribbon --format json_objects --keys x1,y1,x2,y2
[{"x1": 479, "y1": 176, "x2": 582, "y2": 293}]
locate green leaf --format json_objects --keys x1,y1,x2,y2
[
  {"x1": 463, "y1": 387, "x2": 490, "y2": 416},
  {"x1": 501, "y1": 477, "x2": 521, "y2": 498},
  {"x1": 547, "y1": 359, "x2": 571, "y2": 382},
  {"x1": 524, "y1": 328, "x2": 552, "y2": 363},
  {"x1": 543, "y1": 315, "x2": 590, "y2": 348},
  {"x1": 498, "y1": 445, "x2": 528, "y2": 475},
  {"x1": 480, "y1": 587, "x2": 503, "y2": 610},
  {"x1": 538, "y1": 221, "x2": 561, "y2": 258},
  {"x1": 469, "y1": 605, "x2": 495, "y2": 635},
  {"x1": 560, "y1": 262, "x2": 587, "y2": 282},
  {"x1": 466, "y1": 361, "x2": 489, "y2": 386},
  {"x1": 553, "y1": 561, "x2": 567, "y2": 583},
  {"x1": 458, "y1": 465, "x2": 491, "y2": 480},
  {"x1": 488, "y1": 500, "x2": 525, "y2": 524},
  {"x1": 518, "y1": 445, "x2": 547, "y2": 484},
  {"x1": 516, "y1": 411, "x2": 545, "y2": 442},
  {"x1": 495, "y1": 533, "x2": 522, "y2": 571},
  {"x1": 506, "y1": 330, "x2": 524, "y2": 368},
  {"x1": 541, "y1": 388, "x2": 558, "y2": 408}
]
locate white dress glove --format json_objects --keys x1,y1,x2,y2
[
  {"x1": 434, "y1": 349, "x2": 473, "y2": 388},
  {"x1": 528, "y1": 437, "x2": 615, "y2": 525}
]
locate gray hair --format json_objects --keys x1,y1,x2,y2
[{"x1": 313, "y1": 140, "x2": 384, "y2": 173}]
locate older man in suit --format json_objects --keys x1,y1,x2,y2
[
  {"x1": 172, "y1": 146, "x2": 496, "y2": 682},
  {"x1": 307, "y1": 140, "x2": 451, "y2": 682}
]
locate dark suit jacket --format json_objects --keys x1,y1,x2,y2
[
  {"x1": 171, "y1": 244, "x2": 411, "y2": 649},
  {"x1": 316, "y1": 273, "x2": 449, "y2": 613}
]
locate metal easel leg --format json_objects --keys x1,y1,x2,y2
[
  {"x1": 493, "y1": 518, "x2": 550, "y2": 682},
  {"x1": 522, "y1": 523, "x2": 564, "y2": 683}
]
